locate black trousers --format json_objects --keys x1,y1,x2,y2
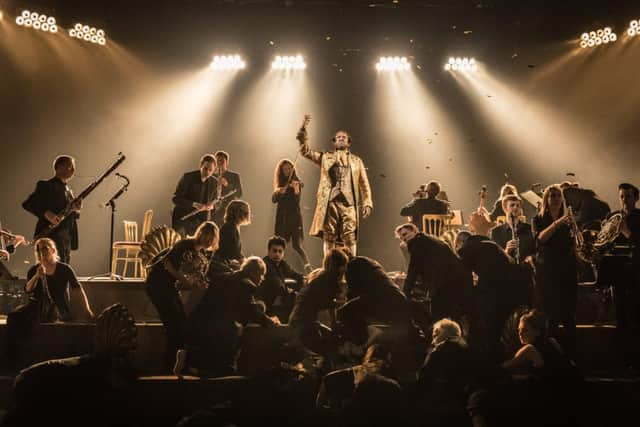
[
  {"x1": 51, "y1": 232, "x2": 72, "y2": 264},
  {"x1": 145, "y1": 269, "x2": 186, "y2": 371}
]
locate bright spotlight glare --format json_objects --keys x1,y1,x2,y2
[
  {"x1": 271, "y1": 54, "x2": 307, "y2": 71},
  {"x1": 210, "y1": 54, "x2": 246, "y2": 71},
  {"x1": 580, "y1": 26, "x2": 617, "y2": 48},
  {"x1": 16, "y1": 10, "x2": 58, "y2": 33},
  {"x1": 444, "y1": 56, "x2": 478, "y2": 73},
  {"x1": 71, "y1": 22, "x2": 107, "y2": 45},
  {"x1": 628, "y1": 20, "x2": 640, "y2": 38},
  {"x1": 375, "y1": 56, "x2": 411, "y2": 72}
]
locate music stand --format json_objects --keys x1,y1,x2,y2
[
  {"x1": 87, "y1": 179, "x2": 129, "y2": 281},
  {"x1": 520, "y1": 190, "x2": 542, "y2": 210}
]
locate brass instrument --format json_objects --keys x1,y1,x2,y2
[
  {"x1": 577, "y1": 213, "x2": 624, "y2": 263},
  {"x1": 567, "y1": 206, "x2": 584, "y2": 251}
]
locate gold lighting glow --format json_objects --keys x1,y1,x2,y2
[
  {"x1": 210, "y1": 54, "x2": 246, "y2": 71},
  {"x1": 69, "y1": 22, "x2": 106, "y2": 45},
  {"x1": 444, "y1": 57, "x2": 478, "y2": 72},
  {"x1": 375, "y1": 56, "x2": 411, "y2": 72},
  {"x1": 15, "y1": 10, "x2": 57, "y2": 33},
  {"x1": 271, "y1": 55, "x2": 306, "y2": 70},
  {"x1": 627, "y1": 19, "x2": 640, "y2": 37},
  {"x1": 579, "y1": 27, "x2": 617, "y2": 48}
]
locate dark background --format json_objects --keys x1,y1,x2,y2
[{"x1": 1, "y1": 0, "x2": 639, "y2": 276}]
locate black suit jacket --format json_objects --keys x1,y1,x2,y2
[
  {"x1": 490, "y1": 222, "x2": 535, "y2": 261},
  {"x1": 256, "y1": 256, "x2": 304, "y2": 312},
  {"x1": 405, "y1": 233, "x2": 473, "y2": 319},
  {"x1": 22, "y1": 177, "x2": 79, "y2": 249},
  {"x1": 400, "y1": 197, "x2": 450, "y2": 230},
  {"x1": 171, "y1": 170, "x2": 217, "y2": 232}
]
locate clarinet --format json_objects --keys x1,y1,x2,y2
[{"x1": 510, "y1": 213, "x2": 521, "y2": 264}]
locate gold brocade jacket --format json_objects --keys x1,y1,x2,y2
[{"x1": 299, "y1": 141, "x2": 373, "y2": 239}]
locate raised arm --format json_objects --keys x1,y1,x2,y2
[{"x1": 297, "y1": 120, "x2": 322, "y2": 165}]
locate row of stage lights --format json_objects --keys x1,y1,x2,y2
[
  {"x1": 13, "y1": 9, "x2": 107, "y2": 45},
  {"x1": 580, "y1": 20, "x2": 640, "y2": 48},
  {"x1": 209, "y1": 54, "x2": 476, "y2": 73},
  {"x1": 8, "y1": 8, "x2": 640, "y2": 58}
]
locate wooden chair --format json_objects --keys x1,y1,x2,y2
[
  {"x1": 422, "y1": 214, "x2": 451, "y2": 238},
  {"x1": 111, "y1": 210, "x2": 153, "y2": 279}
]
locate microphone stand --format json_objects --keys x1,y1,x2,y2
[{"x1": 87, "y1": 176, "x2": 129, "y2": 281}]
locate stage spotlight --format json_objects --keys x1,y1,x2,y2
[
  {"x1": 444, "y1": 57, "x2": 478, "y2": 72},
  {"x1": 271, "y1": 54, "x2": 306, "y2": 70},
  {"x1": 15, "y1": 10, "x2": 57, "y2": 33},
  {"x1": 210, "y1": 54, "x2": 246, "y2": 71},
  {"x1": 579, "y1": 27, "x2": 616, "y2": 48},
  {"x1": 627, "y1": 19, "x2": 639, "y2": 37},
  {"x1": 375, "y1": 56, "x2": 411, "y2": 72},
  {"x1": 70, "y1": 22, "x2": 107, "y2": 45}
]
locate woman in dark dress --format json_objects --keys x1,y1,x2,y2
[
  {"x1": 532, "y1": 184, "x2": 578, "y2": 354},
  {"x1": 145, "y1": 221, "x2": 217, "y2": 371},
  {"x1": 5, "y1": 237, "x2": 93, "y2": 365},
  {"x1": 272, "y1": 159, "x2": 311, "y2": 271},
  {"x1": 214, "y1": 199, "x2": 250, "y2": 269}
]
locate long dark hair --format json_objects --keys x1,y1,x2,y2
[{"x1": 273, "y1": 158, "x2": 300, "y2": 190}]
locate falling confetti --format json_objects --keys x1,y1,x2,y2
[
  {"x1": 409, "y1": 39, "x2": 414, "y2": 43},
  {"x1": 325, "y1": 36, "x2": 332, "y2": 41},
  {"x1": 379, "y1": 174, "x2": 387, "y2": 178},
  {"x1": 527, "y1": 64, "x2": 535, "y2": 68},
  {"x1": 487, "y1": 94, "x2": 492, "y2": 98},
  {"x1": 464, "y1": 30, "x2": 473, "y2": 34},
  {"x1": 426, "y1": 138, "x2": 433, "y2": 144},
  {"x1": 452, "y1": 25, "x2": 457, "y2": 30},
  {"x1": 416, "y1": 64, "x2": 422, "y2": 70},
  {"x1": 269, "y1": 41, "x2": 275, "y2": 45},
  {"x1": 511, "y1": 53, "x2": 519, "y2": 58}
]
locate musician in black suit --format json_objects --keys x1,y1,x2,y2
[
  {"x1": 400, "y1": 181, "x2": 450, "y2": 232},
  {"x1": 490, "y1": 194, "x2": 535, "y2": 263},
  {"x1": 212, "y1": 151, "x2": 243, "y2": 227},
  {"x1": 22, "y1": 155, "x2": 81, "y2": 264},
  {"x1": 171, "y1": 154, "x2": 218, "y2": 237}
]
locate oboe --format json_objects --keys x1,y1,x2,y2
[{"x1": 510, "y1": 213, "x2": 520, "y2": 264}]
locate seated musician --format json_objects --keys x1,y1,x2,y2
[
  {"x1": 255, "y1": 236, "x2": 306, "y2": 323},
  {"x1": 400, "y1": 181, "x2": 450, "y2": 232},
  {"x1": 4, "y1": 238, "x2": 93, "y2": 365}
]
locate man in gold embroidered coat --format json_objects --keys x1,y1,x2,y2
[{"x1": 297, "y1": 125, "x2": 373, "y2": 256}]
